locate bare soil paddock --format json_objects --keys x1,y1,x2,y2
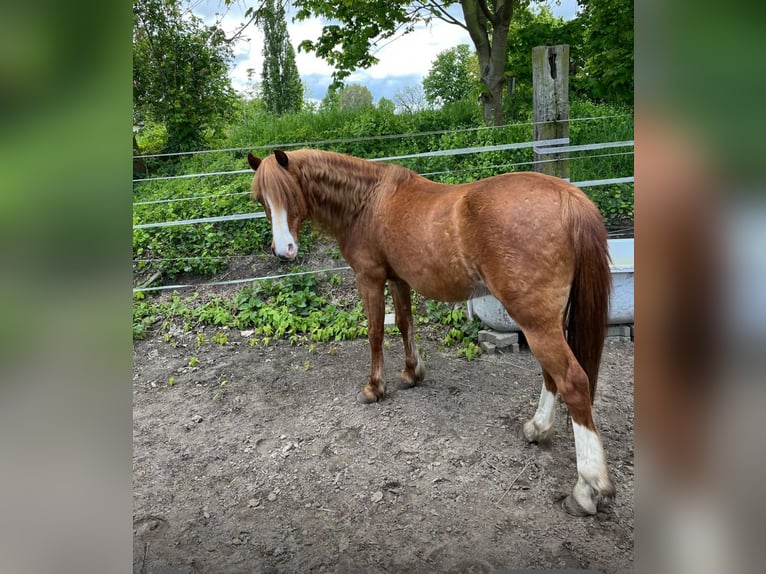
[{"x1": 133, "y1": 325, "x2": 633, "y2": 573}]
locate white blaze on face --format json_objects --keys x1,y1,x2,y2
[{"x1": 266, "y1": 197, "x2": 297, "y2": 259}]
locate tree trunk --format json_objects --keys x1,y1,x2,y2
[{"x1": 460, "y1": 0, "x2": 514, "y2": 125}]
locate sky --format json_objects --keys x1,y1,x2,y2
[{"x1": 193, "y1": 0, "x2": 580, "y2": 103}]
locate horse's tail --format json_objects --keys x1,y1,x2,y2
[{"x1": 564, "y1": 192, "x2": 611, "y2": 404}]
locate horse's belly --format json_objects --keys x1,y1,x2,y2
[{"x1": 399, "y1": 269, "x2": 476, "y2": 302}]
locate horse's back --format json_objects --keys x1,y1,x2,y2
[
  {"x1": 458, "y1": 171, "x2": 581, "y2": 256},
  {"x1": 373, "y1": 171, "x2": 590, "y2": 303}
]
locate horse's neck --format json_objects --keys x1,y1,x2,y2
[{"x1": 298, "y1": 153, "x2": 391, "y2": 233}]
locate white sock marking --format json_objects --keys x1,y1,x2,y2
[
  {"x1": 572, "y1": 421, "x2": 608, "y2": 487},
  {"x1": 532, "y1": 387, "x2": 557, "y2": 433}
]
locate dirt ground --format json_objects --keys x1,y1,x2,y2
[{"x1": 133, "y1": 310, "x2": 634, "y2": 573}]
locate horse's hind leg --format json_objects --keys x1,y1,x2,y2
[
  {"x1": 388, "y1": 279, "x2": 425, "y2": 389},
  {"x1": 523, "y1": 371, "x2": 558, "y2": 444},
  {"x1": 522, "y1": 326, "x2": 614, "y2": 515}
]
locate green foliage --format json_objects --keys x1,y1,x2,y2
[
  {"x1": 132, "y1": 292, "x2": 156, "y2": 339},
  {"x1": 577, "y1": 0, "x2": 634, "y2": 104},
  {"x1": 418, "y1": 300, "x2": 483, "y2": 360},
  {"x1": 212, "y1": 331, "x2": 229, "y2": 345},
  {"x1": 505, "y1": 4, "x2": 585, "y2": 98},
  {"x1": 588, "y1": 183, "x2": 634, "y2": 226},
  {"x1": 233, "y1": 273, "x2": 367, "y2": 343},
  {"x1": 134, "y1": 121, "x2": 168, "y2": 155},
  {"x1": 193, "y1": 298, "x2": 234, "y2": 326},
  {"x1": 568, "y1": 99, "x2": 634, "y2": 226},
  {"x1": 133, "y1": 274, "x2": 366, "y2": 343},
  {"x1": 260, "y1": 0, "x2": 303, "y2": 115},
  {"x1": 132, "y1": 161, "x2": 274, "y2": 279},
  {"x1": 133, "y1": 0, "x2": 237, "y2": 153},
  {"x1": 422, "y1": 44, "x2": 478, "y2": 107},
  {"x1": 377, "y1": 97, "x2": 396, "y2": 114}
]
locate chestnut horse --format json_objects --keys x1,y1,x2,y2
[{"x1": 247, "y1": 148, "x2": 614, "y2": 515}]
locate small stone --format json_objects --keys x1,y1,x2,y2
[
  {"x1": 479, "y1": 341, "x2": 496, "y2": 354},
  {"x1": 247, "y1": 498, "x2": 260, "y2": 508},
  {"x1": 478, "y1": 329, "x2": 520, "y2": 347},
  {"x1": 607, "y1": 324, "x2": 632, "y2": 341},
  {"x1": 370, "y1": 491, "x2": 384, "y2": 503},
  {"x1": 492, "y1": 332, "x2": 519, "y2": 348},
  {"x1": 267, "y1": 492, "x2": 278, "y2": 502}
]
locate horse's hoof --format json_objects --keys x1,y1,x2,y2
[
  {"x1": 356, "y1": 391, "x2": 379, "y2": 404},
  {"x1": 562, "y1": 494, "x2": 595, "y2": 517},
  {"x1": 598, "y1": 484, "x2": 616, "y2": 508},
  {"x1": 395, "y1": 378, "x2": 417, "y2": 390},
  {"x1": 523, "y1": 420, "x2": 554, "y2": 444}
]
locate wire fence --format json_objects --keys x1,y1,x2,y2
[{"x1": 133, "y1": 120, "x2": 633, "y2": 293}]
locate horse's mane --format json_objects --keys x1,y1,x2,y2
[{"x1": 255, "y1": 149, "x2": 417, "y2": 232}]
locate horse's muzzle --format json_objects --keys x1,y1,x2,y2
[{"x1": 272, "y1": 245, "x2": 297, "y2": 260}]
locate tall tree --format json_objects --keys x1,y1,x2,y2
[
  {"x1": 260, "y1": 0, "x2": 303, "y2": 115},
  {"x1": 422, "y1": 44, "x2": 478, "y2": 107},
  {"x1": 394, "y1": 85, "x2": 427, "y2": 113},
  {"x1": 337, "y1": 84, "x2": 374, "y2": 110},
  {"x1": 293, "y1": 0, "x2": 528, "y2": 125},
  {"x1": 133, "y1": 0, "x2": 236, "y2": 153}
]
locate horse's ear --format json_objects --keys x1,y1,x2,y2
[
  {"x1": 274, "y1": 149, "x2": 289, "y2": 169},
  {"x1": 247, "y1": 152, "x2": 261, "y2": 171}
]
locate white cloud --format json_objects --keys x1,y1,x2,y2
[
  {"x1": 289, "y1": 18, "x2": 336, "y2": 77},
  {"x1": 193, "y1": 0, "x2": 580, "y2": 100},
  {"x1": 352, "y1": 19, "x2": 472, "y2": 81}
]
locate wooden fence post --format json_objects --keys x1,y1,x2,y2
[{"x1": 532, "y1": 45, "x2": 570, "y2": 179}]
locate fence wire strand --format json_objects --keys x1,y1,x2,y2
[{"x1": 133, "y1": 266, "x2": 353, "y2": 293}]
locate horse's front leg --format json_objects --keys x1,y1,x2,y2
[
  {"x1": 388, "y1": 279, "x2": 425, "y2": 389},
  {"x1": 356, "y1": 275, "x2": 387, "y2": 403}
]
